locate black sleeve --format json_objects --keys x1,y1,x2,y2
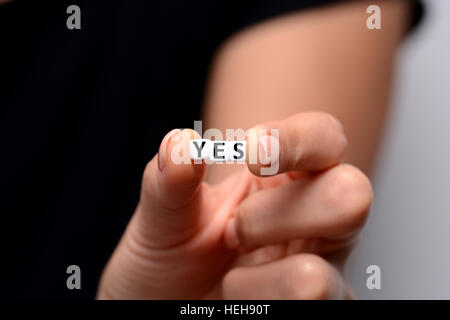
[
  {"x1": 225, "y1": 0, "x2": 424, "y2": 38},
  {"x1": 410, "y1": 0, "x2": 425, "y2": 33}
]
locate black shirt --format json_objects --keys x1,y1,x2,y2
[{"x1": 0, "y1": 0, "x2": 423, "y2": 299}]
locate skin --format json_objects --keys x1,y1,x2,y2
[{"x1": 93, "y1": 0, "x2": 412, "y2": 299}]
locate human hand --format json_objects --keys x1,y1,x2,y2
[{"x1": 97, "y1": 112, "x2": 372, "y2": 299}]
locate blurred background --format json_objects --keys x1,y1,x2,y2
[{"x1": 347, "y1": 0, "x2": 450, "y2": 299}]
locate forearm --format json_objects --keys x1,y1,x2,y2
[{"x1": 202, "y1": 0, "x2": 413, "y2": 183}]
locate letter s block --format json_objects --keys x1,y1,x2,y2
[{"x1": 228, "y1": 141, "x2": 246, "y2": 162}]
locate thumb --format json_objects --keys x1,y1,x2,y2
[{"x1": 131, "y1": 128, "x2": 207, "y2": 249}]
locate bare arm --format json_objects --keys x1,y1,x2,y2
[
  {"x1": 98, "y1": 0, "x2": 414, "y2": 300},
  {"x1": 203, "y1": 0, "x2": 413, "y2": 183}
]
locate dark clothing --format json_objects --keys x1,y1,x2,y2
[{"x1": 0, "y1": 0, "x2": 423, "y2": 299}]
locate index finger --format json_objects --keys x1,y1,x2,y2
[{"x1": 246, "y1": 112, "x2": 347, "y2": 176}]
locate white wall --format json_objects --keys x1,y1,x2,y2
[{"x1": 347, "y1": 0, "x2": 450, "y2": 299}]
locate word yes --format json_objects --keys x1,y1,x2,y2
[{"x1": 190, "y1": 139, "x2": 246, "y2": 163}]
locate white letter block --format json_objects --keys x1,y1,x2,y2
[
  {"x1": 211, "y1": 141, "x2": 227, "y2": 162},
  {"x1": 228, "y1": 141, "x2": 246, "y2": 162},
  {"x1": 190, "y1": 139, "x2": 210, "y2": 160}
]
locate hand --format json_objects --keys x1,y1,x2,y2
[{"x1": 97, "y1": 112, "x2": 372, "y2": 299}]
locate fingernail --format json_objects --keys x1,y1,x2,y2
[
  {"x1": 258, "y1": 126, "x2": 274, "y2": 166},
  {"x1": 224, "y1": 218, "x2": 240, "y2": 249},
  {"x1": 258, "y1": 135, "x2": 269, "y2": 165},
  {"x1": 158, "y1": 129, "x2": 181, "y2": 172}
]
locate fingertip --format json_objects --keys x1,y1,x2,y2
[
  {"x1": 158, "y1": 128, "x2": 207, "y2": 207},
  {"x1": 158, "y1": 129, "x2": 182, "y2": 172},
  {"x1": 136, "y1": 129, "x2": 209, "y2": 249},
  {"x1": 245, "y1": 125, "x2": 281, "y2": 177}
]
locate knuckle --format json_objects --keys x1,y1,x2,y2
[
  {"x1": 221, "y1": 268, "x2": 242, "y2": 298},
  {"x1": 325, "y1": 164, "x2": 373, "y2": 230},
  {"x1": 283, "y1": 254, "x2": 331, "y2": 300},
  {"x1": 234, "y1": 203, "x2": 255, "y2": 248}
]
